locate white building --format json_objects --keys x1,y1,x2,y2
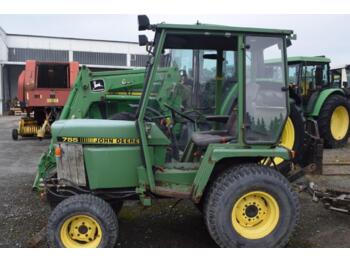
[{"x1": 0, "y1": 26, "x2": 148, "y2": 115}]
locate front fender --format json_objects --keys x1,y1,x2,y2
[{"x1": 309, "y1": 89, "x2": 345, "y2": 117}]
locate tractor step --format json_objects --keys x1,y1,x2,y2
[{"x1": 153, "y1": 185, "x2": 192, "y2": 198}]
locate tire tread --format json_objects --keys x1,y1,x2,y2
[
  {"x1": 47, "y1": 194, "x2": 118, "y2": 248},
  {"x1": 203, "y1": 164, "x2": 300, "y2": 247}
]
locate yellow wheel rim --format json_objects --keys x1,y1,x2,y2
[
  {"x1": 274, "y1": 117, "x2": 295, "y2": 165},
  {"x1": 231, "y1": 191, "x2": 280, "y2": 240},
  {"x1": 330, "y1": 106, "x2": 349, "y2": 140},
  {"x1": 60, "y1": 215, "x2": 103, "y2": 248}
]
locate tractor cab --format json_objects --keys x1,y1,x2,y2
[
  {"x1": 285, "y1": 56, "x2": 331, "y2": 107},
  {"x1": 137, "y1": 18, "x2": 291, "y2": 166},
  {"x1": 40, "y1": 16, "x2": 303, "y2": 248}
]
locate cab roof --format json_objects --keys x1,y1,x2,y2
[
  {"x1": 155, "y1": 23, "x2": 294, "y2": 36},
  {"x1": 288, "y1": 56, "x2": 331, "y2": 64}
]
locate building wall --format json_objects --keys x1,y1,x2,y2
[
  {"x1": 0, "y1": 27, "x2": 7, "y2": 114},
  {"x1": 2, "y1": 65, "x2": 23, "y2": 112},
  {"x1": 0, "y1": 65, "x2": 2, "y2": 115},
  {"x1": 6, "y1": 35, "x2": 149, "y2": 67},
  {"x1": 6, "y1": 35, "x2": 146, "y2": 54},
  {"x1": 0, "y1": 27, "x2": 8, "y2": 62}
]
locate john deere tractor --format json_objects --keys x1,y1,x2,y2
[
  {"x1": 34, "y1": 15, "x2": 316, "y2": 248},
  {"x1": 32, "y1": 55, "x2": 307, "y2": 183},
  {"x1": 287, "y1": 56, "x2": 350, "y2": 148}
]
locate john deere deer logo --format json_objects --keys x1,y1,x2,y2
[{"x1": 90, "y1": 80, "x2": 105, "y2": 92}]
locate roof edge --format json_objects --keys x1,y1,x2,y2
[
  {"x1": 288, "y1": 56, "x2": 331, "y2": 63},
  {"x1": 6, "y1": 32, "x2": 138, "y2": 45},
  {"x1": 155, "y1": 22, "x2": 293, "y2": 35}
]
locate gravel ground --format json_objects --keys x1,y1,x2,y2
[{"x1": 1, "y1": 115, "x2": 350, "y2": 248}]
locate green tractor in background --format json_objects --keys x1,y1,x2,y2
[
  {"x1": 33, "y1": 15, "x2": 324, "y2": 248},
  {"x1": 287, "y1": 56, "x2": 350, "y2": 148}
]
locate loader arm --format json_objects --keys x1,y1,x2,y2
[{"x1": 60, "y1": 67, "x2": 146, "y2": 120}]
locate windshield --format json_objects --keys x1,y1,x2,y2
[
  {"x1": 245, "y1": 36, "x2": 287, "y2": 143},
  {"x1": 303, "y1": 64, "x2": 329, "y2": 86},
  {"x1": 288, "y1": 64, "x2": 300, "y2": 86},
  {"x1": 300, "y1": 63, "x2": 329, "y2": 97}
]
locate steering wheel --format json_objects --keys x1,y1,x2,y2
[
  {"x1": 128, "y1": 103, "x2": 165, "y2": 121},
  {"x1": 163, "y1": 103, "x2": 196, "y2": 123}
]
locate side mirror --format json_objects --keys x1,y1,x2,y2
[
  {"x1": 138, "y1": 35, "x2": 149, "y2": 46},
  {"x1": 343, "y1": 81, "x2": 348, "y2": 88},
  {"x1": 138, "y1": 15, "x2": 150, "y2": 31}
]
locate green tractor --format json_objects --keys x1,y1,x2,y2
[
  {"x1": 287, "y1": 56, "x2": 350, "y2": 148},
  {"x1": 35, "y1": 15, "x2": 318, "y2": 248},
  {"x1": 33, "y1": 54, "x2": 306, "y2": 184}
]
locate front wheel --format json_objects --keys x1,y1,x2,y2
[
  {"x1": 47, "y1": 194, "x2": 118, "y2": 248},
  {"x1": 203, "y1": 164, "x2": 299, "y2": 247}
]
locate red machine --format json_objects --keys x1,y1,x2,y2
[{"x1": 12, "y1": 60, "x2": 79, "y2": 140}]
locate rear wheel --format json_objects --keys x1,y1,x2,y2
[
  {"x1": 272, "y1": 103, "x2": 304, "y2": 174},
  {"x1": 204, "y1": 164, "x2": 299, "y2": 247},
  {"x1": 47, "y1": 194, "x2": 118, "y2": 248},
  {"x1": 318, "y1": 95, "x2": 350, "y2": 148}
]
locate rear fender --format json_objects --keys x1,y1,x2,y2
[
  {"x1": 191, "y1": 144, "x2": 291, "y2": 202},
  {"x1": 308, "y1": 89, "x2": 345, "y2": 117}
]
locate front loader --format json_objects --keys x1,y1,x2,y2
[{"x1": 34, "y1": 16, "x2": 323, "y2": 248}]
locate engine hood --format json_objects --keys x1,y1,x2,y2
[{"x1": 52, "y1": 119, "x2": 139, "y2": 141}]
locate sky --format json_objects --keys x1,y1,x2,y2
[{"x1": 0, "y1": 14, "x2": 348, "y2": 66}]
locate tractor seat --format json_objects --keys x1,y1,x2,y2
[
  {"x1": 191, "y1": 130, "x2": 235, "y2": 146},
  {"x1": 191, "y1": 107, "x2": 237, "y2": 146}
]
